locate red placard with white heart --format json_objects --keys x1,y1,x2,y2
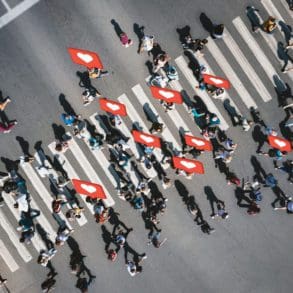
[
  {"x1": 172, "y1": 156, "x2": 205, "y2": 174},
  {"x1": 268, "y1": 135, "x2": 292, "y2": 152},
  {"x1": 72, "y1": 179, "x2": 107, "y2": 199},
  {"x1": 184, "y1": 134, "x2": 213, "y2": 151},
  {"x1": 132, "y1": 130, "x2": 161, "y2": 148},
  {"x1": 150, "y1": 86, "x2": 183, "y2": 104},
  {"x1": 99, "y1": 98, "x2": 127, "y2": 116},
  {"x1": 202, "y1": 73, "x2": 231, "y2": 89},
  {"x1": 67, "y1": 48, "x2": 104, "y2": 69}
]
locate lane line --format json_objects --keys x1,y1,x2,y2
[
  {"x1": 175, "y1": 55, "x2": 229, "y2": 130},
  {"x1": 1, "y1": 0, "x2": 11, "y2": 11},
  {"x1": 0, "y1": 209, "x2": 32, "y2": 263},
  {"x1": 220, "y1": 29, "x2": 272, "y2": 103},
  {"x1": 0, "y1": 0, "x2": 40, "y2": 29},
  {"x1": 0, "y1": 239, "x2": 19, "y2": 272}
]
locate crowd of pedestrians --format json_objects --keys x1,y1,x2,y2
[{"x1": 0, "y1": 4, "x2": 293, "y2": 292}]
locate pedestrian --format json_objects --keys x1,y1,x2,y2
[
  {"x1": 37, "y1": 248, "x2": 57, "y2": 267},
  {"x1": 119, "y1": 32, "x2": 133, "y2": 48},
  {"x1": 81, "y1": 88, "x2": 101, "y2": 106},
  {"x1": 281, "y1": 45, "x2": 293, "y2": 73},
  {"x1": 247, "y1": 202, "x2": 261, "y2": 215},
  {"x1": 275, "y1": 160, "x2": 293, "y2": 184},
  {"x1": 262, "y1": 16, "x2": 277, "y2": 33},
  {"x1": 147, "y1": 231, "x2": 167, "y2": 248},
  {"x1": 226, "y1": 171, "x2": 241, "y2": 186},
  {"x1": 54, "y1": 140, "x2": 69, "y2": 153},
  {"x1": 161, "y1": 100, "x2": 175, "y2": 113},
  {"x1": 246, "y1": 6, "x2": 261, "y2": 32},
  {"x1": 0, "y1": 97, "x2": 11, "y2": 111},
  {"x1": 212, "y1": 24, "x2": 224, "y2": 39},
  {"x1": 66, "y1": 207, "x2": 84, "y2": 221},
  {"x1": 52, "y1": 196, "x2": 67, "y2": 214},
  {"x1": 149, "y1": 121, "x2": 164, "y2": 134},
  {"x1": 215, "y1": 148, "x2": 233, "y2": 164},
  {"x1": 240, "y1": 116, "x2": 253, "y2": 131},
  {"x1": 55, "y1": 225, "x2": 74, "y2": 246},
  {"x1": 223, "y1": 137, "x2": 237, "y2": 152},
  {"x1": 60, "y1": 113, "x2": 81, "y2": 127},
  {"x1": 0, "y1": 275, "x2": 7, "y2": 286},
  {"x1": 211, "y1": 201, "x2": 229, "y2": 219},
  {"x1": 153, "y1": 53, "x2": 171, "y2": 73},
  {"x1": 260, "y1": 149, "x2": 287, "y2": 161},
  {"x1": 200, "y1": 220, "x2": 215, "y2": 234},
  {"x1": 264, "y1": 173, "x2": 277, "y2": 188},
  {"x1": 273, "y1": 198, "x2": 293, "y2": 213},
  {"x1": 41, "y1": 275, "x2": 56, "y2": 292},
  {"x1": 88, "y1": 67, "x2": 109, "y2": 79},
  {"x1": 138, "y1": 35, "x2": 155, "y2": 54}
]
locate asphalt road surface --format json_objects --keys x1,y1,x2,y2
[{"x1": 0, "y1": 0, "x2": 292, "y2": 292}]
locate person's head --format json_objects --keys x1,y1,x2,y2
[
  {"x1": 55, "y1": 239, "x2": 63, "y2": 246},
  {"x1": 201, "y1": 39, "x2": 208, "y2": 45},
  {"x1": 269, "y1": 16, "x2": 276, "y2": 22}
]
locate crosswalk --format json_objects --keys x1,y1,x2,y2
[{"x1": 1, "y1": 1, "x2": 292, "y2": 273}]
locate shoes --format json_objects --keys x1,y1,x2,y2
[{"x1": 141, "y1": 254, "x2": 147, "y2": 260}]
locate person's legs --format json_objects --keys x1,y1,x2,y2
[{"x1": 0, "y1": 121, "x2": 17, "y2": 133}]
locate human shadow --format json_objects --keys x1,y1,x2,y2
[
  {"x1": 184, "y1": 50, "x2": 201, "y2": 81},
  {"x1": 101, "y1": 225, "x2": 115, "y2": 253},
  {"x1": 176, "y1": 25, "x2": 191, "y2": 44},
  {"x1": 277, "y1": 42, "x2": 292, "y2": 72},
  {"x1": 199, "y1": 13, "x2": 214, "y2": 35},
  {"x1": 111, "y1": 19, "x2": 124, "y2": 38},
  {"x1": 145, "y1": 60, "x2": 154, "y2": 75},
  {"x1": 271, "y1": 185, "x2": 288, "y2": 208},
  {"x1": 1, "y1": 157, "x2": 20, "y2": 172},
  {"x1": 252, "y1": 125, "x2": 266, "y2": 153},
  {"x1": 204, "y1": 186, "x2": 222, "y2": 216},
  {"x1": 279, "y1": 21, "x2": 292, "y2": 46},
  {"x1": 250, "y1": 155, "x2": 266, "y2": 183},
  {"x1": 52, "y1": 123, "x2": 67, "y2": 141},
  {"x1": 36, "y1": 223, "x2": 55, "y2": 250},
  {"x1": 123, "y1": 241, "x2": 146, "y2": 264},
  {"x1": 133, "y1": 23, "x2": 145, "y2": 52},
  {"x1": 59, "y1": 94, "x2": 76, "y2": 116},
  {"x1": 234, "y1": 186, "x2": 253, "y2": 208},
  {"x1": 15, "y1": 136, "x2": 33, "y2": 158},
  {"x1": 223, "y1": 99, "x2": 241, "y2": 126},
  {"x1": 108, "y1": 208, "x2": 131, "y2": 233},
  {"x1": 174, "y1": 179, "x2": 190, "y2": 204}
]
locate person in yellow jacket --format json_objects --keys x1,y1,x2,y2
[{"x1": 262, "y1": 16, "x2": 277, "y2": 33}]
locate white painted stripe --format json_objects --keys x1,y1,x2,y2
[
  {"x1": 221, "y1": 29, "x2": 272, "y2": 102},
  {"x1": 2, "y1": 191, "x2": 46, "y2": 252},
  {"x1": 89, "y1": 115, "x2": 139, "y2": 186},
  {"x1": 48, "y1": 142, "x2": 95, "y2": 214},
  {"x1": 118, "y1": 93, "x2": 167, "y2": 167},
  {"x1": 0, "y1": 0, "x2": 40, "y2": 29},
  {"x1": 233, "y1": 17, "x2": 282, "y2": 83},
  {"x1": 175, "y1": 55, "x2": 229, "y2": 130},
  {"x1": 261, "y1": 0, "x2": 285, "y2": 22},
  {"x1": 0, "y1": 239, "x2": 19, "y2": 272},
  {"x1": 65, "y1": 134, "x2": 115, "y2": 207},
  {"x1": 132, "y1": 84, "x2": 182, "y2": 151},
  {"x1": 33, "y1": 152, "x2": 86, "y2": 227},
  {"x1": 1, "y1": 0, "x2": 11, "y2": 11},
  {"x1": 0, "y1": 209, "x2": 32, "y2": 262}
]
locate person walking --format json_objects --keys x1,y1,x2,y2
[
  {"x1": 81, "y1": 88, "x2": 101, "y2": 106},
  {"x1": 88, "y1": 67, "x2": 109, "y2": 79},
  {"x1": 246, "y1": 6, "x2": 261, "y2": 32},
  {"x1": 262, "y1": 16, "x2": 277, "y2": 33}
]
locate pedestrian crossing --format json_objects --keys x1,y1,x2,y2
[{"x1": 1, "y1": 1, "x2": 292, "y2": 274}]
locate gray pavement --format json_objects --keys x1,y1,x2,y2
[{"x1": 0, "y1": 0, "x2": 293, "y2": 292}]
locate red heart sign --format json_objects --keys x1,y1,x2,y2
[
  {"x1": 203, "y1": 73, "x2": 231, "y2": 89},
  {"x1": 268, "y1": 135, "x2": 292, "y2": 152},
  {"x1": 67, "y1": 48, "x2": 104, "y2": 69},
  {"x1": 99, "y1": 98, "x2": 127, "y2": 116},
  {"x1": 172, "y1": 156, "x2": 205, "y2": 174},
  {"x1": 132, "y1": 130, "x2": 161, "y2": 148},
  {"x1": 184, "y1": 134, "x2": 213, "y2": 151},
  {"x1": 72, "y1": 179, "x2": 106, "y2": 199},
  {"x1": 150, "y1": 86, "x2": 183, "y2": 104}
]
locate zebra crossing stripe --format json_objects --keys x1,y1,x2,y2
[
  {"x1": 0, "y1": 239, "x2": 19, "y2": 272},
  {"x1": 175, "y1": 55, "x2": 229, "y2": 130},
  {"x1": 132, "y1": 84, "x2": 182, "y2": 152},
  {"x1": 221, "y1": 29, "x2": 272, "y2": 103},
  {"x1": 0, "y1": 209, "x2": 32, "y2": 263},
  {"x1": 280, "y1": 0, "x2": 293, "y2": 12},
  {"x1": 33, "y1": 152, "x2": 85, "y2": 227},
  {"x1": 118, "y1": 93, "x2": 167, "y2": 168},
  {"x1": 64, "y1": 134, "x2": 115, "y2": 207},
  {"x1": 233, "y1": 17, "x2": 282, "y2": 82},
  {"x1": 48, "y1": 142, "x2": 95, "y2": 214},
  {"x1": 261, "y1": 0, "x2": 286, "y2": 22},
  {"x1": 2, "y1": 191, "x2": 46, "y2": 252}
]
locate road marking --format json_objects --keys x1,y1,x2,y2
[
  {"x1": 220, "y1": 29, "x2": 272, "y2": 103},
  {"x1": 0, "y1": 0, "x2": 40, "y2": 29},
  {"x1": 0, "y1": 209, "x2": 32, "y2": 263},
  {"x1": 132, "y1": 84, "x2": 182, "y2": 151},
  {"x1": 118, "y1": 92, "x2": 167, "y2": 167},
  {"x1": 0, "y1": 239, "x2": 19, "y2": 272},
  {"x1": 175, "y1": 55, "x2": 229, "y2": 130},
  {"x1": 65, "y1": 134, "x2": 115, "y2": 208},
  {"x1": 2, "y1": 191, "x2": 46, "y2": 252},
  {"x1": 233, "y1": 17, "x2": 283, "y2": 83},
  {"x1": 261, "y1": 0, "x2": 286, "y2": 22},
  {"x1": 33, "y1": 152, "x2": 85, "y2": 227}
]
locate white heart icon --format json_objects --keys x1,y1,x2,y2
[
  {"x1": 180, "y1": 161, "x2": 196, "y2": 169},
  {"x1": 140, "y1": 134, "x2": 154, "y2": 143},
  {"x1": 158, "y1": 90, "x2": 174, "y2": 99},
  {"x1": 274, "y1": 139, "x2": 286, "y2": 147},
  {"x1": 191, "y1": 138, "x2": 205, "y2": 146},
  {"x1": 81, "y1": 184, "x2": 96, "y2": 193},
  {"x1": 77, "y1": 52, "x2": 93, "y2": 63},
  {"x1": 209, "y1": 77, "x2": 223, "y2": 85},
  {"x1": 106, "y1": 102, "x2": 120, "y2": 111}
]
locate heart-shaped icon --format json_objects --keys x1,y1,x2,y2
[
  {"x1": 209, "y1": 77, "x2": 223, "y2": 85},
  {"x1": 81, "y1": 183, "x2": 96, "y2": 193},
  {"x1": 77, "y1": 53, "x2": 93, "y2": 63},
  {"x1": 274, "y1": 139, "x2": 286, "y2": 148},
  {"x1": 180, "y1": 161, "x2": 196, "y2": 169},
  {"x1": 191, "y1": 138, "x2": 205, "y2": 146},
  {"x1": 106, "y1": 102, "x2": 120, "y2": 111},
  {"x1": 140, "y1": 134, "x2": 154, "y2": 143},
  {"x1": 158, "y1": 90, "x2": 174, "y2": 99}
]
